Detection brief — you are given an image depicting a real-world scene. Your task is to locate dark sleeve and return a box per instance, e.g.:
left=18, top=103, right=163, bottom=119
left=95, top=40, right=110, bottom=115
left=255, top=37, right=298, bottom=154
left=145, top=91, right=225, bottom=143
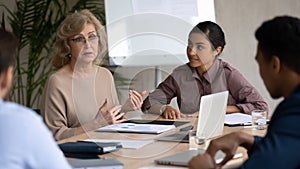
left=142, top=75, right=179, bottom=111
left=237, top=115, right=300, bottom=169
left=226, top=68, right=268, bottom=114
left=246, top=136, right=263, bottom=156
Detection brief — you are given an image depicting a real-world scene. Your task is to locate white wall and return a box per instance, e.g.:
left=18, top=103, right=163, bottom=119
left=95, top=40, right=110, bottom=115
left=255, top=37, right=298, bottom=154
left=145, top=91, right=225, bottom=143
left=117, top=0, right=300, bottom=116
left=2, top=0, right=299, bottom=114
left=214, top=0, right=300, bottom=115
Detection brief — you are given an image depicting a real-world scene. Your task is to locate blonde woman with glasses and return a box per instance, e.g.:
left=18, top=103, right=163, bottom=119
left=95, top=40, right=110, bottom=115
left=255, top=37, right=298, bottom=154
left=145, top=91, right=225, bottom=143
left=40, top=9, right=146, bottom=141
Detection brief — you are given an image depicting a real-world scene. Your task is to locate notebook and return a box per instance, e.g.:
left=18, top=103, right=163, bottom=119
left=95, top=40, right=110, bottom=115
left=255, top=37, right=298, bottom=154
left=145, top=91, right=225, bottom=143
left=58, top=141, right=122, bottom=159
left=155, top=149, right=242, bottom=166
left=156, top=91, right=229, bottom=142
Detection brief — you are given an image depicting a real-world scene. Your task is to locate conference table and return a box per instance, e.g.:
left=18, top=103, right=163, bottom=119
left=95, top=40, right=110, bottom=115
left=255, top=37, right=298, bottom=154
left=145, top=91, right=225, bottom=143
left=57, top=113, right=267, bottom=169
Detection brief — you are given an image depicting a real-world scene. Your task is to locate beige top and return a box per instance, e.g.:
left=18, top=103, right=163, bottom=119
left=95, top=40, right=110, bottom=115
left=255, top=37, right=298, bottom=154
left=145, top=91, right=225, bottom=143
left=40, top=66, right=121, bottom=140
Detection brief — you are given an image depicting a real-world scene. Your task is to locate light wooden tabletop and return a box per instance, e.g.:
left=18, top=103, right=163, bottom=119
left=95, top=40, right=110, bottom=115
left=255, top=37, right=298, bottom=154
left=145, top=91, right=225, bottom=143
left=58, top=113, right=267, bottom=169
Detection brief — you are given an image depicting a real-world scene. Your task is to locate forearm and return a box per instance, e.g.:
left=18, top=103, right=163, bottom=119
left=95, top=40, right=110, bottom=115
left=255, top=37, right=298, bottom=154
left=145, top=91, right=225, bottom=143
left=147, top=103, right=165, bottom=114
left=237, top=131, right=255, bottom=151
left=235, top=102, right=268, bottom=115
left=142, top=76, right=176, bottom=113
left=226, top=105, right=241, bottom=114
left=227, top=69, right=268, bottom=115
left=121, top=99, right=133, bottom=112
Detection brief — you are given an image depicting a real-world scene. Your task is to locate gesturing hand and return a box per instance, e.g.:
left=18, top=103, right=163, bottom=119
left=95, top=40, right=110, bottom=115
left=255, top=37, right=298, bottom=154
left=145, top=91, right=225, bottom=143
left=97, top=99, right=127, bottom=125
left=188, top=153, right=216, bottom=169
left=188, top=132, right=247, bottom=169
left=129, top=90, right=147, bottom=110
left=206, top=132, right=253, bottom=167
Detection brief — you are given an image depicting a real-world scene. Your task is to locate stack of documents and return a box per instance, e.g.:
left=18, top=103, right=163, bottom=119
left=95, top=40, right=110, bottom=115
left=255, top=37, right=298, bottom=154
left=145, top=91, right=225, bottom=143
left=96, top=123, right=176, bottom=134
left=224, top=113, right=252, bottom=126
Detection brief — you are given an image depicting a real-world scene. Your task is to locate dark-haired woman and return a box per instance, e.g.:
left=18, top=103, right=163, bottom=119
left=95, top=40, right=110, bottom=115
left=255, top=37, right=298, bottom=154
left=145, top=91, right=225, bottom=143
left=142, top=21, right=268, bottom=119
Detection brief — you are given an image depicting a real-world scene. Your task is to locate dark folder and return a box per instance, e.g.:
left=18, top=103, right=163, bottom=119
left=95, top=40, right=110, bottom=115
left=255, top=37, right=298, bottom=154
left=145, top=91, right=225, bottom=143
left=58, top=141, right=122, bottom=159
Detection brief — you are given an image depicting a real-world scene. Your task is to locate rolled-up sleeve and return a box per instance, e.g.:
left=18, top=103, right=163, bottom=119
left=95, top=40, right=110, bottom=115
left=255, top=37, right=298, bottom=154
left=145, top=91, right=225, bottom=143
left=226, top=67, right=268, bottom=114
left=142, top=75, right=179, bottom=113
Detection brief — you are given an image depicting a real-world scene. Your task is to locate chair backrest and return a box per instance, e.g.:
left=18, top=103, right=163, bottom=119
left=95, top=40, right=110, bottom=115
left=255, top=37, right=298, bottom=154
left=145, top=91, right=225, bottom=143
left=32, top=109, right=41, bottom=115
left=129, top=67, right=179, bottom=110
left=129, top=67, right=169, bottom=99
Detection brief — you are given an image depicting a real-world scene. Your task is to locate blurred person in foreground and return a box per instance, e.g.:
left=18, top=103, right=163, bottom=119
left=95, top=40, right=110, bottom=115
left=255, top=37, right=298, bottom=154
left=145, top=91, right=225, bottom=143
left=0, top=29, right=72, bottom=168
left=188, top=16, right=300, bottom=169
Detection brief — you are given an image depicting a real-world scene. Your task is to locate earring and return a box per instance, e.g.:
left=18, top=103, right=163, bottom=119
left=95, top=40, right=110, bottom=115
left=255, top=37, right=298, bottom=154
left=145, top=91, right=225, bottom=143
left=67, top=53, right=72, bottom=58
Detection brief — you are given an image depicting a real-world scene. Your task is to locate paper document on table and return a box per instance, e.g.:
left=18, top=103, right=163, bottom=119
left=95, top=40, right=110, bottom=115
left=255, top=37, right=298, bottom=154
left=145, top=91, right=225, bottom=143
left=84, top=139, right=154, bottom=149
left=224, top=113, right=252, bottom=126
left=96, top=123, right=175, bottom=134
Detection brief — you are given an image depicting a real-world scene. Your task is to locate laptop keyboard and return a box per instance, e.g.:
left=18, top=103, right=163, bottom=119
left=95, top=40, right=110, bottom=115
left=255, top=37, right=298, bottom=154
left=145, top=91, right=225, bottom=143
left=166, top=132, right=189, bottom=141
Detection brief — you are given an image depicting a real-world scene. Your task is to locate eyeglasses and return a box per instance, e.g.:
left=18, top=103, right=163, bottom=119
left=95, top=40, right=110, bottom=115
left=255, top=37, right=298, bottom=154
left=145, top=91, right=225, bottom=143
left=70, top=34, right=98, bottom=44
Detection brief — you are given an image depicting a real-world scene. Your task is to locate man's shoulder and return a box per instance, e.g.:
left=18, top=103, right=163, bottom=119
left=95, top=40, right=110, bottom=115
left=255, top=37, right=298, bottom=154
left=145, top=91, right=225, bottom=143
left=0, top=101, right=39, bottom=123
left=1, top=101, right=31, bottom=112
left=0, top=102, right=49, bottom=143
left=270, top=93, right=300, bottom=128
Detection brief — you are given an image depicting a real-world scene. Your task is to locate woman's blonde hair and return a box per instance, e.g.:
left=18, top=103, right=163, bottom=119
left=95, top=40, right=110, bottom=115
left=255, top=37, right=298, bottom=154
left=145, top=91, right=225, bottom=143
left=52, top=9, right=107, bottom=69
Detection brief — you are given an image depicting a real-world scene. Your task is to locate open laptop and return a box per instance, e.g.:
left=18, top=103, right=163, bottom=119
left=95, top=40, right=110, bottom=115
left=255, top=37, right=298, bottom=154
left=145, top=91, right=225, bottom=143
left=155, top=149, right=242, bottom=166
left=156, top=91, right=229, bottom=143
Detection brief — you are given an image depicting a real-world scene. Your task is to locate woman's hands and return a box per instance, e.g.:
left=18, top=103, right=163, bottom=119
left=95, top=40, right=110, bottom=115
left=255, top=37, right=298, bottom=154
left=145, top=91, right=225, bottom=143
left=94, top=89, right=147, bottom=126
left=95, top=90, right=147, bottom=126
left=161, top=105, right=181, bottom=119
left=129, top=90, right=147, bottom=110
left=160, top=105, right=198, bottom=119
left=96, top=99, right=127, bottom=125
left=79, top=99, right=126, bottom=135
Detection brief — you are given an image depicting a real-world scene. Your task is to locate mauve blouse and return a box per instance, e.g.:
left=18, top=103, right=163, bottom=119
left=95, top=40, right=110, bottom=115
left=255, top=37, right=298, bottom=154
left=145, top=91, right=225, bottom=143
left=142, top=59, right=268, bottom=115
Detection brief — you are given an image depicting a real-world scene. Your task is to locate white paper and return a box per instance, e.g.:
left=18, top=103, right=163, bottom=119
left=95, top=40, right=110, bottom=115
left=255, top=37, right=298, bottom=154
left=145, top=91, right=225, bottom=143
left=84, top=139, right=154, bottom=149
left=96, top=123, right=175, bottom=134
left=224, top=113, right=252, bottom=125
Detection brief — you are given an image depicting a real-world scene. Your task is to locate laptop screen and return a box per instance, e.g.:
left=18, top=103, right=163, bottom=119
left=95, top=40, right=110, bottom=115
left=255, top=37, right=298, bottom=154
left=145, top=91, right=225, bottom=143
left=196, top=91, right=228, bottom=139
left=156, top=91, right=228, bottom=142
